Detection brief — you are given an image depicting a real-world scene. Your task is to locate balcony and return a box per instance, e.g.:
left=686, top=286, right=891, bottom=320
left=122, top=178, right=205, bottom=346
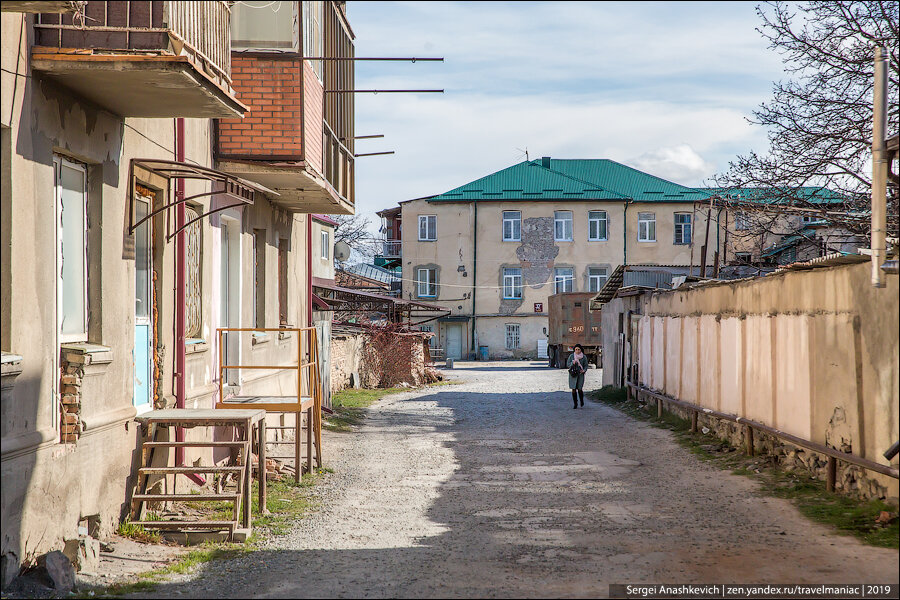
left=374, top=240, right=401, bottom=269
left=216, top=1, right=354, bottom=215
left=31, top=1, right=246, bottom=118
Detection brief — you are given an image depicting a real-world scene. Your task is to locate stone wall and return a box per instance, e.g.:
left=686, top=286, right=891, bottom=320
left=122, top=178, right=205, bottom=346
left=331, top=329, right=433, bottom=391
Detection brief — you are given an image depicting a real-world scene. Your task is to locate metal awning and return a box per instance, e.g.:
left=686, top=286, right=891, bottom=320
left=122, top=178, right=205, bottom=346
left=128, top=158, right=277, bottom=241
left=312, top=278, right=449, bottom=325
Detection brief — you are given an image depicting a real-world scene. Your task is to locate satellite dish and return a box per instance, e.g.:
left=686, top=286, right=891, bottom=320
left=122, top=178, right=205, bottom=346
left=334, top=240, right=351, bottom=262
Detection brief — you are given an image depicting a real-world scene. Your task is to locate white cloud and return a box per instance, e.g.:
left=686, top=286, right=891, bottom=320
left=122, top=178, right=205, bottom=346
left=627, top=145, right=717, bottom=187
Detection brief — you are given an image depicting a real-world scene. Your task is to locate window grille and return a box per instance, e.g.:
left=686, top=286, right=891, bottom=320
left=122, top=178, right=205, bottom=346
left=505, top=324, right=520, bottom=349
left=185, top=206, right=202, bottom=338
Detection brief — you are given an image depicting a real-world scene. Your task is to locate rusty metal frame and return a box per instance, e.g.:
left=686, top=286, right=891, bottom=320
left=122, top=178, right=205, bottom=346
left=128, top=158, right=276, bottom=240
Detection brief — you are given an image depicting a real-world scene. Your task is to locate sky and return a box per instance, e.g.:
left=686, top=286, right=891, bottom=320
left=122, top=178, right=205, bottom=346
left=349, top=1, right=788, bottom=228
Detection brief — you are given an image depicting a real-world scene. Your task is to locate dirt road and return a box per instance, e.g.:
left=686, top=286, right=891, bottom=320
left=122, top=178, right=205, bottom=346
left=144, top=362, right=899, bottom=598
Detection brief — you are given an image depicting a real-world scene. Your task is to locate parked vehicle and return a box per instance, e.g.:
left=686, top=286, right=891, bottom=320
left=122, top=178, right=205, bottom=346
left=547, top=292, right=602, bottom=368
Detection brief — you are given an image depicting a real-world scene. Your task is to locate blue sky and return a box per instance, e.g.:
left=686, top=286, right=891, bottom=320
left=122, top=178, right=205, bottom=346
left=349, top=1, right=787, bottom=224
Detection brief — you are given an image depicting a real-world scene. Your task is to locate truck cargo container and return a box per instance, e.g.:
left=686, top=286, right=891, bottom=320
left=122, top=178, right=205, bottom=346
left=547, top=292, right=602, bottom=368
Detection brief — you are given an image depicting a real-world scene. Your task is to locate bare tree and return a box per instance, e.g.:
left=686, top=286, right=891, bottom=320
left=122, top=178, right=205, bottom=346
left=332, top=213, right=378, bottom=265
left=714, top=1, right=899, bottom=237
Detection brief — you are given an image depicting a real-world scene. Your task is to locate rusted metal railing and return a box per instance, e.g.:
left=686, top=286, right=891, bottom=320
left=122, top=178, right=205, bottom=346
left=626, top=381, right=899, bottom=491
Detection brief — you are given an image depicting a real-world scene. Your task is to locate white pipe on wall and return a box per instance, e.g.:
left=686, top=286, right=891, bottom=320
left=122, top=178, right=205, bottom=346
left=871, top=46, right=888, bottom=288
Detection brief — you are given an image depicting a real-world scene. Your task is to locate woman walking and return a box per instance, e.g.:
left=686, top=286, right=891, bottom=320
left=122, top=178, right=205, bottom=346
left=567, top=344, right=588, bottom=409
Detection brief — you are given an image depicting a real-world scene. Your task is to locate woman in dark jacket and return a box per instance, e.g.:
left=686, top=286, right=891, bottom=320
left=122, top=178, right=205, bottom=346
left=567, top=343, right=588, bottom=409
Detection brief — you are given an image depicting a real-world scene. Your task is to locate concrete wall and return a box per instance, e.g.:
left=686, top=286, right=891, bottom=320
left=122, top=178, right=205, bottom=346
left=400, top=198, right=720, bottom=359
left=632, top=260, right=899, bottom=498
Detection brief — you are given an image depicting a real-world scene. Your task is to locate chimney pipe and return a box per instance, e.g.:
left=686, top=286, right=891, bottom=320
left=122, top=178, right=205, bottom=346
left=541, top=156, right=551, bottom=169
left=871, top=46, right=888, bottom=288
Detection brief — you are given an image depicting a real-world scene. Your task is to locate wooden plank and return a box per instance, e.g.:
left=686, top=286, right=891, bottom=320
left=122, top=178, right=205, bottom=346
left=138, top=466, right=244, bottom=474
left=136, top=521, right=235, bottom=530
left=142, top=441, right=247, bottom=448
left=258, top=419, right=267, bottom=515
left=132, top=493, right=240, bottom=502
left=306, top=407, right=313, bottom=475
left=216, top=401, right=313, bottom=412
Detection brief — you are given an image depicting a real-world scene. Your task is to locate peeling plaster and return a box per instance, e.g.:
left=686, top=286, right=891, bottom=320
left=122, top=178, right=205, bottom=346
left=516, top=217, right=558, bottom=288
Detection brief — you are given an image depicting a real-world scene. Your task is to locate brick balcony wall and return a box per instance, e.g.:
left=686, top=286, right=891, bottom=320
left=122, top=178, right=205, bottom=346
left=218, top=56, right=304, bottom=157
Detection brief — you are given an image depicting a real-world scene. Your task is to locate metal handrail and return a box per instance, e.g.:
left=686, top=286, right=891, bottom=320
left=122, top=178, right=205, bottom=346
left=626, top=382, right=899, bottom=484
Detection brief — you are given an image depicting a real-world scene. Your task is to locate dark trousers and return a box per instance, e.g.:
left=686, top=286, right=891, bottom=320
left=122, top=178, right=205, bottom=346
left=571, top=388, right=584, bottom=406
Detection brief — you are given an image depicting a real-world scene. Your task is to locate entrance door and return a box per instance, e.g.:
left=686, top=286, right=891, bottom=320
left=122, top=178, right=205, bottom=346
left=220, top=217, right=241, bottom=385
left=446, top=324, right=462, bottom=360
left=133, top=195, right=152, bottom=410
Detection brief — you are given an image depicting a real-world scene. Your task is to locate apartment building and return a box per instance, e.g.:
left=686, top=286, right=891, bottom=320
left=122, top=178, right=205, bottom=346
left=388, top=157, right=723, bottom=361
left=1, top=1, right=353, bottom=582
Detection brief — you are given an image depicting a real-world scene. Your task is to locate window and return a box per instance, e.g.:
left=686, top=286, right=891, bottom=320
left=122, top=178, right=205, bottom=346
left=254, top=230, right=266, bottom=328
left=554, top=211, right=573, bottom=241
left=554, top=267, right=574, bottom=293
left=588, top=267, right=608, bottom=292
left=302, top=1, right=324, bottom=79
left=56, top=156, right=88, bottom=342
left=502, top=211, right=521, bottom=241
left=278, top=238, right=289, bottom=325
left=734, top=251, right=752, bottom=264
left=588, top=210, right=608, bottom=241
left=417, top=268, right=436, bottom=297
left=735, top=212, right=750, bottom=231
left=502, top=268, right=522, bottom=299
left=321, top=229, right=330, bottom=260
left=232, top=1, right=298, bottom=51
left=802, top=215, right=819, bottom=224
left=505, top=323, right=520, bottom=350
left=638, top=212, right=656, bottom=242
left=185, top=206, right=202, bottom=338
left=418, top=215, right=436, bottom=241
left=674, top=213, right=692, bottom=245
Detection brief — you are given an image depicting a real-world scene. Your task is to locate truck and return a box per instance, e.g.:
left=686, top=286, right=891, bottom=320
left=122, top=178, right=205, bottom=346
left=547, top=292, right=602, bottom=368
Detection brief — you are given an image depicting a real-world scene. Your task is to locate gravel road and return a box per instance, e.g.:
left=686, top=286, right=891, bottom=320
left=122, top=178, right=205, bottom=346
left=142, top=362, right=899, bottom=598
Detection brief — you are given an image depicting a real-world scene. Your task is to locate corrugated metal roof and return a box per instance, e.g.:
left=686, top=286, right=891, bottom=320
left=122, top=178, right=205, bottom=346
left=428, top=159, right=697, bottom=203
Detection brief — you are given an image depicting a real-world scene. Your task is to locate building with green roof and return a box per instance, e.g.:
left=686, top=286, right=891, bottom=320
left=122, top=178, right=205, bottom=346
left=378, top=157, right=860, bottom=361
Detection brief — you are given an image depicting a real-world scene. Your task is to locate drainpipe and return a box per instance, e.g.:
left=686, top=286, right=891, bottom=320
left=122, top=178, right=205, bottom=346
left=174, top=118, right=204, bottom=485
left=471, top=201, right=477, bottom=358
left=307, top=217, right=313, bottom=326
left=622, top=200, right=630, bottom=266
left=871, top=45, right=888, bottom=288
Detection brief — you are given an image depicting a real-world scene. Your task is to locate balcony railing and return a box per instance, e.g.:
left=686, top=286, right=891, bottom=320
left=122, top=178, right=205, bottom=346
left=323, top=120, right=354, bottom=205
left=381, top=240, right=402, bottom=258
left=34, top=1, right=234, bottom=92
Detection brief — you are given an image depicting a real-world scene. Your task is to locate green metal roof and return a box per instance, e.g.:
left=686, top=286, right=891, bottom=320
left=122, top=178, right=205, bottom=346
left=425, top=157, right=847, bottom=206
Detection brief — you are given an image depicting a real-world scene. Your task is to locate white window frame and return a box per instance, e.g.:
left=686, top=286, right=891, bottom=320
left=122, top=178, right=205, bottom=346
left=55, top=156, right=88, bottom=344
left=588, top=267, right=608, bottom=293
left=232, top=0, right=300, bottom=52
left=502, top=267, right=522, bottom=299
left=638, top=212, right=656, bottom=242
left=554, top=211, right=573, bottom=241
left=674, top=212, right=692, bottom=245
left=321, top=229, right=330, bottom=260
left=302, top=1, right=324, bottom=79
left=554, top=267, right=574, bottom=294
left=801, top=215, right=818, bottom=224
left=417, top=268, right=436, bottom=297
left=502, top=211, right=521, bottom=241
left=418, top=215, right=437, bottom=241
left=588, top=210, right=608, bottom=241
left=505, top=323, right=520, bottom=350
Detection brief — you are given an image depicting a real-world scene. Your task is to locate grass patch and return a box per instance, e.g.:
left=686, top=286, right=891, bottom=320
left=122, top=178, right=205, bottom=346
left=116, top=519, right=161, bottom=544
left=591, top=386, right=899, bottom=549
left=326, top=380, right=458, bottom=432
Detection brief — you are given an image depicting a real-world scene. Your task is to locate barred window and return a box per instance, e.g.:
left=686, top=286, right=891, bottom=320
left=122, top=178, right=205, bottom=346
left=184, top=206, right=202, bottom=338
left=505, top=324, right=520, bottom=350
